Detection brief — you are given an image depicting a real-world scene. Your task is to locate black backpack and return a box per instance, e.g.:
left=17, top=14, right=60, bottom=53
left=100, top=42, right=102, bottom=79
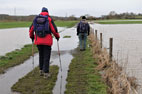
left=33, top=15, right=51, bottom=37
left=79, top=21, right=88, bottom=33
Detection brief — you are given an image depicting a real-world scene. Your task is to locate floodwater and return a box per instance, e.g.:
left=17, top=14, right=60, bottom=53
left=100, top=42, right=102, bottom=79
left=0, top=54, right=39, bottom=94
left=0, top=27, right=65, bottom=56
left=52, top=27, right=78, bottom=94
left=0, top=27, right=78, bottom=94
left=92, top=24, right=142, bottom=93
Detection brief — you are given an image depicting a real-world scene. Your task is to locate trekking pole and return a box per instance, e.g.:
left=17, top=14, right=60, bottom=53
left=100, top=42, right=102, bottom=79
left=57, top=40, right=63, bottom=94
left=57, top=41, right=62, bottom=72
left=32, top=41, right=34, bottom=71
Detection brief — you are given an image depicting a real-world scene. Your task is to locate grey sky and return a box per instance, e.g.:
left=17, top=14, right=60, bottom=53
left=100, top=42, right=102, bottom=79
left=0, top=0, right=142, bottom=17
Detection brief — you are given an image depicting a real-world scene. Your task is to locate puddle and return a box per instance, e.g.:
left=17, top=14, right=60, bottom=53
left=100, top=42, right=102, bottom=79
left=0, top=54, right=39, bottom=94
left=52, top=27, right=78, bottom=94
left=92, top=24, right=142, bottom=93
left=52, top=53, right=73, bottom=94
left=0, top=27, right=78, bottom=94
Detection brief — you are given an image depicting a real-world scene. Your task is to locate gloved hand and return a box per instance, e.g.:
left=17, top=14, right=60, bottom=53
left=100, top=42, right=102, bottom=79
left=31, top=37, right=34, bottom=42
left=88, top=33, right=90, bottom=36
left=56, top=37, right=59, bottom=41
left=77, top=33, right=79, bottom=36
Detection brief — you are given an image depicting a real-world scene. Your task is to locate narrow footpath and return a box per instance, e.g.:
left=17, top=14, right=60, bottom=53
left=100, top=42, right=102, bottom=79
left=0, top=27, right=78, bottom=94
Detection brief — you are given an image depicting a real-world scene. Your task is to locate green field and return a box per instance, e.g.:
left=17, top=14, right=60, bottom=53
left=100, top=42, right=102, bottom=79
left=12, top=65, right=59, bottom=94
left=65, top=44, right=107, bottom=94
left=55, top=20, right=78, bottom=28
left=95, top=19, right=142, bottom=24
left=0, top=21, right=32, bottom=29
left=0, top=20, right=78, bottom=29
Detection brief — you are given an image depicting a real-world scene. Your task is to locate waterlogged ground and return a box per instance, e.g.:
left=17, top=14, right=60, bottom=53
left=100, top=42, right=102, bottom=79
left=52, top=27, right=78, bottom=94
left=0, top=27, right=65, bottom=56
left=92, top=24, right=142, bottom=93
left=0, top=27, right=78, bottom=94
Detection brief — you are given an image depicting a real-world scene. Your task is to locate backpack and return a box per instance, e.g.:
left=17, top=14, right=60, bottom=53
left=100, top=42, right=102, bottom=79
left=33, top=15, right=50, bottom=38
left=79, top=21, right=88, bottom=33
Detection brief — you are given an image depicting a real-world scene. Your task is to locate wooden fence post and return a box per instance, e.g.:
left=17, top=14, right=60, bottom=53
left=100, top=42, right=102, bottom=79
left=95, top=30, right=97, bottom=40
left=100, top=33, right=102, bottom=48
left=109, top=38, right=113, bottom=61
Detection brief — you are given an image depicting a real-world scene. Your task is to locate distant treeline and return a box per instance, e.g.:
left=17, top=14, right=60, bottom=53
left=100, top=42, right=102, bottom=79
left=100, top=11, right=142, bottom=19
left=0, top=11, right=142, bottom=21
left=0, top=14, right=80, bottom=21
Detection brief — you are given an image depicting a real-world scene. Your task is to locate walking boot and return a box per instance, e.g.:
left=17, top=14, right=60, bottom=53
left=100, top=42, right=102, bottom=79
left=44, top=73, right=51, bottom=79
left=39, top=70, right=44, bottom=76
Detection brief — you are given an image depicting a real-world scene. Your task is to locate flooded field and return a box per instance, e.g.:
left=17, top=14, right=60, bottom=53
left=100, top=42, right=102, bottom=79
left=0, top=27, right=65, bottom=56
left=92, top=24, right=142, bottom=93
left=0, top=27, right=78, bottom=94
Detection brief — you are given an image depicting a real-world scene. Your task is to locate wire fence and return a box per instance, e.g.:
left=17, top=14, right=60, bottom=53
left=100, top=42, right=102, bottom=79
left=92, top=24, right=142, bottom=93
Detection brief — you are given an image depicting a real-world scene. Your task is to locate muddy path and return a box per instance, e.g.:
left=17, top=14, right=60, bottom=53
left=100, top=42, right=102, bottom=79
left=0, top=27, right=78, bottom=94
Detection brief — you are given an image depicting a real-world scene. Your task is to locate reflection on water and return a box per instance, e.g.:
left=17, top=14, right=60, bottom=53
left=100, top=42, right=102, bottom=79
left=92, top=24, right=142, bottom=93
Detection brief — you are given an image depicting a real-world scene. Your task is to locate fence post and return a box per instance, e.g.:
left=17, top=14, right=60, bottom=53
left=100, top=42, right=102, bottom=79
left=95, top=30, right=97, bottom=40
left=92, top=28, right=95, bottom=35
left=109, top=38, right=113, bottom=61
left=100, top=33, right=102, bottom=48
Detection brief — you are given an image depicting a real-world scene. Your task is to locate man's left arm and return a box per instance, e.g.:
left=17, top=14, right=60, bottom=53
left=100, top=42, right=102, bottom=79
left=87, top=23, right=90, bottom=36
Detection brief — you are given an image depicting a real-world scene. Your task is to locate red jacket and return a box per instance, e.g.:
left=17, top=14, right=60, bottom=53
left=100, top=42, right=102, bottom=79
left=29, top=12, right=60, bottom=46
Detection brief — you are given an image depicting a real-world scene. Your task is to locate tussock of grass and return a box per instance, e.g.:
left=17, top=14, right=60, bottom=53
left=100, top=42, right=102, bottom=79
left=65, top=43, right=107, bottom=94
left=0, top=44, right=38, bottom=74
left=12, top=65, right=59, bottom=94
left=63, top=35, right=71, bottom=38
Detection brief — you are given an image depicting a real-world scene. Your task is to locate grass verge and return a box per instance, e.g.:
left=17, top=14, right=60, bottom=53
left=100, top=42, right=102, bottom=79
left=95, top=19, right=142, bottom=24
left=0, top=44, right=38, bottom=74
left=12, top=65, right=59, bottom=94
left=0, top=20, right=78, bottom=29
left=65, top=43, right=107, bottom=94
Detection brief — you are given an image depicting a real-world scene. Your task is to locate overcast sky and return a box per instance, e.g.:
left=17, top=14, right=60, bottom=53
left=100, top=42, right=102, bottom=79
left=0, top=0, right=142, bottom=17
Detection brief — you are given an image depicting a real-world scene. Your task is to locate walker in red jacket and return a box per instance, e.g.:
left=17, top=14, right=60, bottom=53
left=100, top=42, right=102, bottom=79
left=29, top=7, right=60, bottom=79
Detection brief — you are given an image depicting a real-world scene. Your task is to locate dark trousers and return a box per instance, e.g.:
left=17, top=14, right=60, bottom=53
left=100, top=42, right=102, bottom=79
left=37, top=45, right=51, bottom=73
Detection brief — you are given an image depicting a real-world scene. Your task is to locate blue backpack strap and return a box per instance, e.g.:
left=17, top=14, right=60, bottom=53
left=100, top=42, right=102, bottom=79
left=33, top=15, right=39, bottom=31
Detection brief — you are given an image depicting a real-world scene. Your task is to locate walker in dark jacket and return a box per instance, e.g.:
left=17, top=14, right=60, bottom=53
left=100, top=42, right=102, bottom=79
left=77, top=16, right=90, bottom=51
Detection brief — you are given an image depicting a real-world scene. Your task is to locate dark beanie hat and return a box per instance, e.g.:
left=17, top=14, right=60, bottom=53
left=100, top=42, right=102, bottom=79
left=82, top=16, right=86, bottom=19
left=42, top=7, right=48, bottom=12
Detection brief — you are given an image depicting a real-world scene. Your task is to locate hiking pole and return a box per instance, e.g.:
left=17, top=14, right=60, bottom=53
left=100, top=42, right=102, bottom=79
left=57, top=41, right=62, bottom=72
left=57, top=40, right=63, bottom=94
left=32, top=41, right=34, bottom=72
